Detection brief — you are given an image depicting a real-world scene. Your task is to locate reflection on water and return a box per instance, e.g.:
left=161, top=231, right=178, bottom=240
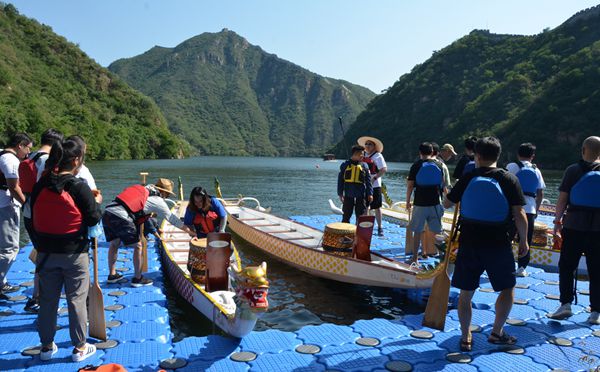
left=19, top=156, right=564, bottom=340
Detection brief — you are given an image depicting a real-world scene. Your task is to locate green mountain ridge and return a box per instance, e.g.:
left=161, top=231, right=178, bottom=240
left=0, top=3, right=187, bottom=160
left=109, top=29, right=375, bottom=157
left=333, top=5, right=600, bottom=169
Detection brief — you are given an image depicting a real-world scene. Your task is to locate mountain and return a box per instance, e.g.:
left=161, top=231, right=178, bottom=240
left=0, top=4, right=187, bottom=159
left=333, top=5, right=600, bottom=169
left=109, top=29, right=375, bottom=157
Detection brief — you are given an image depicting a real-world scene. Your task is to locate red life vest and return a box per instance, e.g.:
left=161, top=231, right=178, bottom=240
left=33, top=178, right=83, bottom=236
left=193, top=210, right=218, bottom=234
left=18, top=152, right=46, bottom=194
left=362, top=153, right=379, bottom=175
left=115, top=185, right=150, bottom=225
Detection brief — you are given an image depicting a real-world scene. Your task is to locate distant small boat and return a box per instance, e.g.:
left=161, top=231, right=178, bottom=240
left=323, top=153, right=336, bottom=161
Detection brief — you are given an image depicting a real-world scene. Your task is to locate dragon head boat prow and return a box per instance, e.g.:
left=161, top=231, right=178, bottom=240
left=232, top=261, right=269, bottom=312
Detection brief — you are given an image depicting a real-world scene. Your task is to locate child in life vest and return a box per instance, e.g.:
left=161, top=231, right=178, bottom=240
left=337, top=145, right=373, bottom=223
left=184, top=186, right=227, bottom=237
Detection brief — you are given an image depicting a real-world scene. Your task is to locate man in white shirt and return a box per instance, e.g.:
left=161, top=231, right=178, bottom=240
left=506, top=142, right=546, bottom=277
left=0, top=133, right=32, bottom=299
left=358, top=136, right=388, bottom=236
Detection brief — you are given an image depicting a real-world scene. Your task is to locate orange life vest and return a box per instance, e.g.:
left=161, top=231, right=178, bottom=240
left=193, top=210, right=219, bottom=234
left=32, top=178, right=83, bottom=236
left=115, top=185, right=150, bottom=225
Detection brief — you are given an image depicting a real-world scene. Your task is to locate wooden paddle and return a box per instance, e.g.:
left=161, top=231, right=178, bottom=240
left=139, top=171, right=149, bottom=273
left=422, top=203, right=460, bottom=331
left=354, top=215, right=375, bottom=261
left=88, top=238, right=107, bottom=341
left=405, top=208, right=414, bottom=256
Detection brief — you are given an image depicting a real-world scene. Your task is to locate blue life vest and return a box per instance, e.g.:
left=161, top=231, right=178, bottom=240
left=461, top=171, right=509, bottom=224
left=416, top=160, right=443, bottom=188
left=462, top=156, right=476, bottom=176
left=515, top=161, right=539, bottom=197
left=569, top=162, right=600, bottom=209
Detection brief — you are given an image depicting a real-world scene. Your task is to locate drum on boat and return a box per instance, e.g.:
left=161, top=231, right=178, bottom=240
left=187, top=238, right=207, bottom=284
left=322, top=222, right=356, bottom=256
left=532, top=222, right=549, bottom=247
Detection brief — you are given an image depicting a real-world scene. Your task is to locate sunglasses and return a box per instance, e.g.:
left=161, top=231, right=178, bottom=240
left=365, top=142, right=375, bottom=146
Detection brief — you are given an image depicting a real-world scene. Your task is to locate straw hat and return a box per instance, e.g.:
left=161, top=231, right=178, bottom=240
left=154, top=178, right=175, bottom=196
left=357, top=136, right=384, bottom=153
left=441, top=143, right=457, bottom=156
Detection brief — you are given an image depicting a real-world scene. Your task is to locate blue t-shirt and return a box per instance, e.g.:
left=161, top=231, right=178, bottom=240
left=183, top=196, right=227, bottom=226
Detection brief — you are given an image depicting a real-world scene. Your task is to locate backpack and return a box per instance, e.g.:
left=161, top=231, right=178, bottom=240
left=18, top=152, right=46, bottom=194
left=461, top=170, right=510, bottom=225
left=415, top=159, right=443, bottom=188
left=462, top=156, right=476, bottom=176
left=514, top=161, right=539, bottom=198
left=569, top=162, right=600, bottom=209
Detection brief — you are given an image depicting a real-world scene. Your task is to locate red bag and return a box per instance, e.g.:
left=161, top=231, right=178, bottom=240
left=18, top=152, right=45, bottom=194
left=79, top=364, right=128, bottom=372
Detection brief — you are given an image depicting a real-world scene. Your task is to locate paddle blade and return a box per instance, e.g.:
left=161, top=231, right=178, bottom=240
left=141, top=225, right=148, bottom=273
left=405, top=210, right=414, bottom=254
left=422, top=271, right=451, bottom=331
left=206, top=232, right=231, bottom=292
left=88, top=283, right=107, bottom=341
left=354, top=215, right=375, bottom=261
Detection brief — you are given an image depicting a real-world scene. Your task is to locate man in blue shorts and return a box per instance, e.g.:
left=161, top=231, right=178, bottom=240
left=443, top=137, right=529, bottom=351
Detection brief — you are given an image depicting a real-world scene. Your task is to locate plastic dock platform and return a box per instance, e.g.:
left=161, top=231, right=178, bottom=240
left=1, top=216, right=598, bottom=371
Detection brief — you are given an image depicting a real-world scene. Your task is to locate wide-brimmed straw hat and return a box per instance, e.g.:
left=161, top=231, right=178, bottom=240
left=441, top=143, right=457, bottom=156
left=357, top=136, right=384, bottom=153
left=154, top=178, right=175, bottom=196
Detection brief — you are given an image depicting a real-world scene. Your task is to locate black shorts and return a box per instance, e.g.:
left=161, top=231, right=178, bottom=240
left=370, top=187, right=383, bottom=209
left=102, top=212, right=140, bottom=246
left=451, top=242, right=516, bottom=292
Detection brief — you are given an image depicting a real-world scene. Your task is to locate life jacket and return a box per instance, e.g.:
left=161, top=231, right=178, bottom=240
left=115, top=185, right=151, bottom=225
left=32, top=177, right=84, bottom=237
left=344, top=162, right=366, bottom=184
left=18, top=152, right=46, bottom=194
left=362, top=153, right=379, bottom=175
left=193, top=210, right=219, bottom=234
left=514, top=160, right=538, bottom=197
left=0, top=150, right=18, bottom=191
left=415, top=159, right=443, bottom=189
left=460, top=169, right=510, bottom=225
left=462, top=155, right=476, bottom=176
left=569, top=162, right=600, bottom=210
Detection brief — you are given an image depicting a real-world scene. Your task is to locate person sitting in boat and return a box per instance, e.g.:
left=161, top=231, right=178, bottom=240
left=337, top=145, right=373, bottom=223
left=549, top=136, right=600, bottom=325
left=184, top=186, right=228, bottom=237
left=103, top=178, right=195, bottom=287
left=443, top=136, right=528, bottom=351
left=506, top=142, right=546, bottom=277
left=406, top=142, right=448, bottom=265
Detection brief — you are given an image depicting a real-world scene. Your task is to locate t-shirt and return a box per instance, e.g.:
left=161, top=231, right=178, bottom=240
left=365, top=152, right=387, bottom=188
left=76, top=164, right=97, bottom=190
left=559, top=161, right=600, bottom=232
left=32, top=151, right=49, bottom=181
left=0, top=150, right=20, bottom=208
left=408, top=159, right=445, bottom=206
left=506, top=161, right=546, bottom=215
left=453, top=154, right=473, bottom=180
left=447, top=167, right=525, bottom=246
left=437, top=158, right=452, bottom=191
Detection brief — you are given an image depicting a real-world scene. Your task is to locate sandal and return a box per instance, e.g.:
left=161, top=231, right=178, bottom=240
left=460, top=339, right=472, bottom=352
left=488, top=331, right=517, bottom=345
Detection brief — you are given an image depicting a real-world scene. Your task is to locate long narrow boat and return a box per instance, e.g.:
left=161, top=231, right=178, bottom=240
left=329, top=199, right=588, bottom=275
left=221, top=197, right=442, bottom=289
left=160, top=201, right=269, bottom=338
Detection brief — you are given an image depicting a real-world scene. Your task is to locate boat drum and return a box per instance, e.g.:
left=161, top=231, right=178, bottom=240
left=322, top=222, right=356, bottom=256
left=187, top=238, right=207, bottom=284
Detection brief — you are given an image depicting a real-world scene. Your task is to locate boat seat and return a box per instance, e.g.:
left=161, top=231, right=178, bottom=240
left=250, top=223, right=280, bottom=227
left=238, top=217, right=264, bottom=221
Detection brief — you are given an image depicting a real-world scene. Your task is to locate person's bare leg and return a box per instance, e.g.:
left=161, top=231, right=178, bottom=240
left=458, top=290, right=475, bottom=342
left=107, top=239, right=120, bottom=276
left=132, top=242, right=143, bottom=279
left=375, top=208, right=383, bottom=229
left=492, top=287, right=514, bottom=335
left=411, top=231, right=422, bottom=264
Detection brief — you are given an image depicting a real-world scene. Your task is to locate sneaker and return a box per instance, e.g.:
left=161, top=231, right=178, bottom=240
left=40, top=343, right=58, bottom=361
left=1, top=283, right=20, bottom=293
left=24, top=297, right=40, bottom=313
left=377, top=228, right=384, bottom=237
left=548, top=303, right=573, bottom=320
left=0, top=292, right=9, bottom=301
left=107, top=273, right=124, bottom=283
left=131, top=276, right=153, bottom=287
left=588, top=311, right=600, bottom=325
left=515, top=267, right=528, bottom=277
left=72, top=343, right=96, bottom=362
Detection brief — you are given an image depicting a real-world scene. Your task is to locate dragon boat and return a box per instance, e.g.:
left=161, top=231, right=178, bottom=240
left=160, top=201, right=269, bottom=338
left=219, top=197, right=443, bottom=289
left=328, top=199, right=588, bottom=275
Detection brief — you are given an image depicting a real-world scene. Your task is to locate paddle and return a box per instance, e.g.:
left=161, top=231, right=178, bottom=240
left=88, top=238, right=107, bottom=341
left=139, top=172, right=149, bottom=273
left=405, top=208, right=414, bottom=257
left=354, top=215, right=375, bottom=261
left=422, top=204, right=460, bottom=331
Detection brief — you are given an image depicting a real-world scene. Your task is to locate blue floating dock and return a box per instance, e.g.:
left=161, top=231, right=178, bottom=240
left=1, top=214, right=598, bottom=371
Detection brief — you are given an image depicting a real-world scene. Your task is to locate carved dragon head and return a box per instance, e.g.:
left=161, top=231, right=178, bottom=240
left=233, top=262, right=269, bottom=312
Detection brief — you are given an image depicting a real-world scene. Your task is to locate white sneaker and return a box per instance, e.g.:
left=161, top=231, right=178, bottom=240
left=40, top=343, right=57, bottom=361
left=72, top=343, right=96, bottom=362
left=548, top=303, right=573, bottom=320
left=588, top=311, right=600, bottom=325
left=515, top=267, right=528, bottom=277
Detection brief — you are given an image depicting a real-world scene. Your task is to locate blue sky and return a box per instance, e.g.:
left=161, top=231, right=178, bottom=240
left=8, top=0, right=599, bottom=92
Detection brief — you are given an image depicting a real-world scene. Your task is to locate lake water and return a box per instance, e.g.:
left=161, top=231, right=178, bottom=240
left=22, top=156, right=566, bottom=340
